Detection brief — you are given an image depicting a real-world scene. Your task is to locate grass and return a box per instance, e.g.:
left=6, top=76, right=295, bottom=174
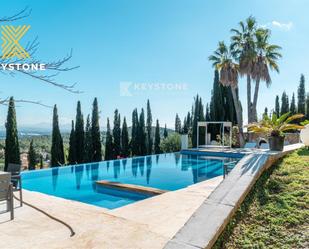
left=214, top=149, right=309, bottom=249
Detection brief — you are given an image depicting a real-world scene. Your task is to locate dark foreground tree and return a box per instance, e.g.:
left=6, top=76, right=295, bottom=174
left=28, top=139, right=36, bottom=170
left=91, top=98, right=102, bottom=161
left=4, top=97, right=20, bottom=171
left=51, top=105, right=64, bottom=167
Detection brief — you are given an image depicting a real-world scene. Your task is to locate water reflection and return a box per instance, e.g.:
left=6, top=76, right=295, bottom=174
left=85, top=163, right=91, bottom=180
left=174, top=153, right=180, bottom=166
left=146, top=156, right=152, bottom=184
left=138, top=157, right=145, bottom=176
left=132, top=158, right=138, bottom=177
left=113, top=160, right=121, bottom=178
left=106, top=161, right=110, bottom=172
left=75, top=164, right=84, bottom=190
left=156, top=154, right=159, bottom=164
left=52, top=167, right=59, bottom=191
left=122, top=159, right=127, bottom=171
left=90, top=163, right=99, bottom=190
left=42, top=154, right=237, bottom=194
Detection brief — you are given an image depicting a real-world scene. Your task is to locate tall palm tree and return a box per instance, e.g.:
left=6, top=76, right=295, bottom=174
left=230, top=17, right=281, bottom=123
left=230, top=16, right=258, bottom=123
left=251, top=28, right=282, bottom=119
left=209, top=41, right=244, bottom=146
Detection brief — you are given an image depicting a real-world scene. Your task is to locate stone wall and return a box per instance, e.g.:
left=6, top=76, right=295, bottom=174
left=245, top=132, right=300, bottom=144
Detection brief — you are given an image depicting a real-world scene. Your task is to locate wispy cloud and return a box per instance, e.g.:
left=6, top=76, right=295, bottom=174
left=271, top=21, right=293, bottom=31
left=261, top=21, right=293, bottom=31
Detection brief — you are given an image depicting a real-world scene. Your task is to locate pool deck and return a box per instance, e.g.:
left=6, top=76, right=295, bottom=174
left=0, top=175, right=223, bottom=249
left=0, top=144, right=302, bottom=249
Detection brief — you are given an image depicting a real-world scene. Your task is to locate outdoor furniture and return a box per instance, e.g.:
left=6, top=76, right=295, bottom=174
left=7, top=163, right=23, bottom=207
left=0, top=172, right=14, bottom=220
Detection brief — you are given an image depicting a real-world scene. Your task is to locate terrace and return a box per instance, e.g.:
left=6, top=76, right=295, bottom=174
left=0, top=143, right=303, bottom=249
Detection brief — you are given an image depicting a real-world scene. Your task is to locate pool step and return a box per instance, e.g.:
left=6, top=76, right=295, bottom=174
left=96, top=180, right=168, bottom=196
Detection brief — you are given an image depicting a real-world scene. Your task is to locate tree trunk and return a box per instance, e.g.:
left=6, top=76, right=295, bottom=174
left=247, top=75, right=253, bottom=123
left=252, top=78, right=260, bottom=122
left=231, top=87, right=245, bottom=147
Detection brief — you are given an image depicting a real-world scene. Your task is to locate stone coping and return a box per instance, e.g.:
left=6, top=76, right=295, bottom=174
left=96, top=180, right=168, bottom=196
left=164, top=143, right=304, bottom=249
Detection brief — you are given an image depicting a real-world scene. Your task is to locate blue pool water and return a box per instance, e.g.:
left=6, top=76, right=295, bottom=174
left=22, top=152, right=241, bottom=209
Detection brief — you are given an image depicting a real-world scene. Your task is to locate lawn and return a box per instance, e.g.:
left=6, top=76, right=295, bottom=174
left=214, top=149, right=309, bottom=249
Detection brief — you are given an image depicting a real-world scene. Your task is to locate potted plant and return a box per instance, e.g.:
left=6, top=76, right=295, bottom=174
left=247, top=112, right=304, bottom=151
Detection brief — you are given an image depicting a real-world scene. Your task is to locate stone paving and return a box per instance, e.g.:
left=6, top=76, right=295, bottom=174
left=0, top=175, right=223, bottom=249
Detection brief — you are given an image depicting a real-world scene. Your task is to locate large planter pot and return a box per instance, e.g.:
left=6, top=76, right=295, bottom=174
left=268, top=136, right=285, bottom=151
left=181, top=134, right=188, bottom=150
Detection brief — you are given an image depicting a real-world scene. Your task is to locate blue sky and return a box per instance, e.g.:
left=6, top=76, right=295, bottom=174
left=0, top=0, right=308, bottom=130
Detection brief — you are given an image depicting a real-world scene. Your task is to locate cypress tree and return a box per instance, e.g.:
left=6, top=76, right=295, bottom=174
left=163, top=124, right=168, bottom=139
left=75, top=101, right=84, bottom=163
left=281, top=91, right=289, bottom=115
left=91, top=98, right=102, bottom=162
left=121, top=117, right=130, bottom=157
left=84, top=115, right=92, bottom=163
left=51, top=105, right=64, bottom=167
left=212, top=70, right=225, bottom=121
left=105, top=118, right=113, bottom=160
left=175, top=114, right=182, bottom=133
left=290, top=93, right=296, bottom=115
left=186, top=111, right=191, bottom=128
left=39, top=154, right=44, bottom=169
left=4, top=97, right=20, bottom=171
left=306, top=94, right=309, bottom=119
left=206, top=104, right=210, bottom=121
left=113, top=109, right=121, bottom=158
left=297, top=74, right=306, bottom=115
left=154, top=119, right=161, bottom=154
left=225, top=86, right=237, bottom=124
left=68, top=120, right=76, bottom=164
left=275, top=95, right=280, bottom=116
left=131, top=109, right=139, bottom=156
left=263, top=107, right=268, bottom=118
left=138, top=108, right=147, bottom=155
left=146, top=99, right=153, bottom=154
left=28, top=139, right=36, bottom=170
left=192, top=95, right=204, bottom=147
left=183, top=117, right=188, bottom=134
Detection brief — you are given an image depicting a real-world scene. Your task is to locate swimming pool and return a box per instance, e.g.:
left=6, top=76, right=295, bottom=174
left=22, top=152, right=242, bottom=209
